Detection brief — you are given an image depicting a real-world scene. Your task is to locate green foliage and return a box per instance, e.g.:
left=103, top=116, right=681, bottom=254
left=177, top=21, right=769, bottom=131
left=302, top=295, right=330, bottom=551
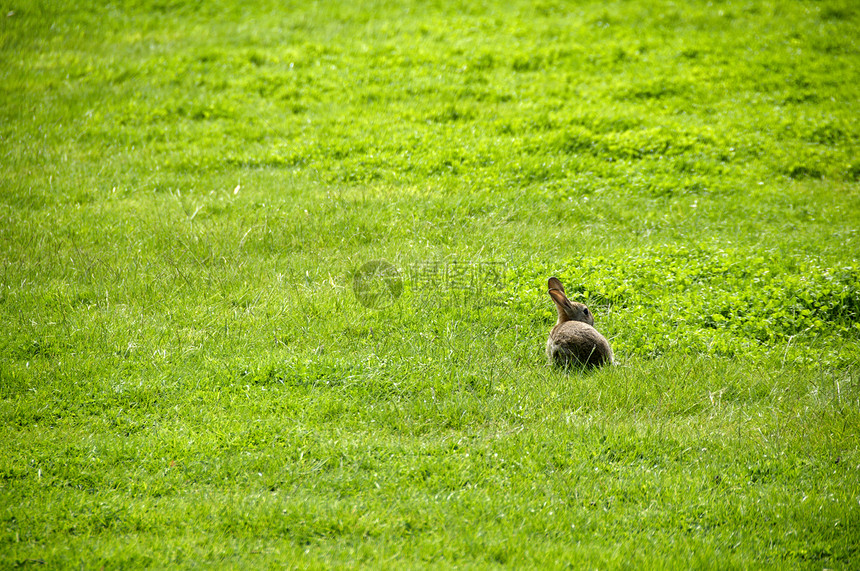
left=512, top=246, right=860, bottom=360
left=1, top=0, right=859, bottom=568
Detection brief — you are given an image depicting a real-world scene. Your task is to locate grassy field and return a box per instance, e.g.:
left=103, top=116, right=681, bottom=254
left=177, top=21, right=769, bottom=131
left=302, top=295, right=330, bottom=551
left=2, top=0, right=859, bottom=567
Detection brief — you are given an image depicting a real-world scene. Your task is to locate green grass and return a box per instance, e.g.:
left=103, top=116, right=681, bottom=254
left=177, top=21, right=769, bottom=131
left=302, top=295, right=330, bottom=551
left=2, top=0, right=859, bottom=567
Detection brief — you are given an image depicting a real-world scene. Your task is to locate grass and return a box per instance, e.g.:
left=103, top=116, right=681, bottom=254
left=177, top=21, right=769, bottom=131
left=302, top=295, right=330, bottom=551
left=1, top=0, right=859, bottom=567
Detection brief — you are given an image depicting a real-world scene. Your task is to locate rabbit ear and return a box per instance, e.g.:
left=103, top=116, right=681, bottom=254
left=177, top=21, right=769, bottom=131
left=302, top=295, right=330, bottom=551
left=548, top=288, right=571, bottom=311
left=548, top=276, right=565, bottom=294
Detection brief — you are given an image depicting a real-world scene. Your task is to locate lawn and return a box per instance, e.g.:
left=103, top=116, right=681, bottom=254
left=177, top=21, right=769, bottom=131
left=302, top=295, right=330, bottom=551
left=1, top=0, right=859, bottom=567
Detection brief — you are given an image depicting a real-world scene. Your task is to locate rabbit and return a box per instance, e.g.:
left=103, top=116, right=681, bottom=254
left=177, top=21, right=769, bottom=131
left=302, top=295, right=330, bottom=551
left=546, top=276, right=613, bottom=368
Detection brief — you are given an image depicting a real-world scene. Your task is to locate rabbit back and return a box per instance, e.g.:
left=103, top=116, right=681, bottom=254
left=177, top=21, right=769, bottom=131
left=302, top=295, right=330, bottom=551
left=547, top=321, right=613, bottom=368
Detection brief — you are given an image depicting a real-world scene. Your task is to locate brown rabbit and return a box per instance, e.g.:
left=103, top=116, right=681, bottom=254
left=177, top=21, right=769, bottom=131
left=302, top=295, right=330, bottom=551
left=546, top=277, right=613, bottom=368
